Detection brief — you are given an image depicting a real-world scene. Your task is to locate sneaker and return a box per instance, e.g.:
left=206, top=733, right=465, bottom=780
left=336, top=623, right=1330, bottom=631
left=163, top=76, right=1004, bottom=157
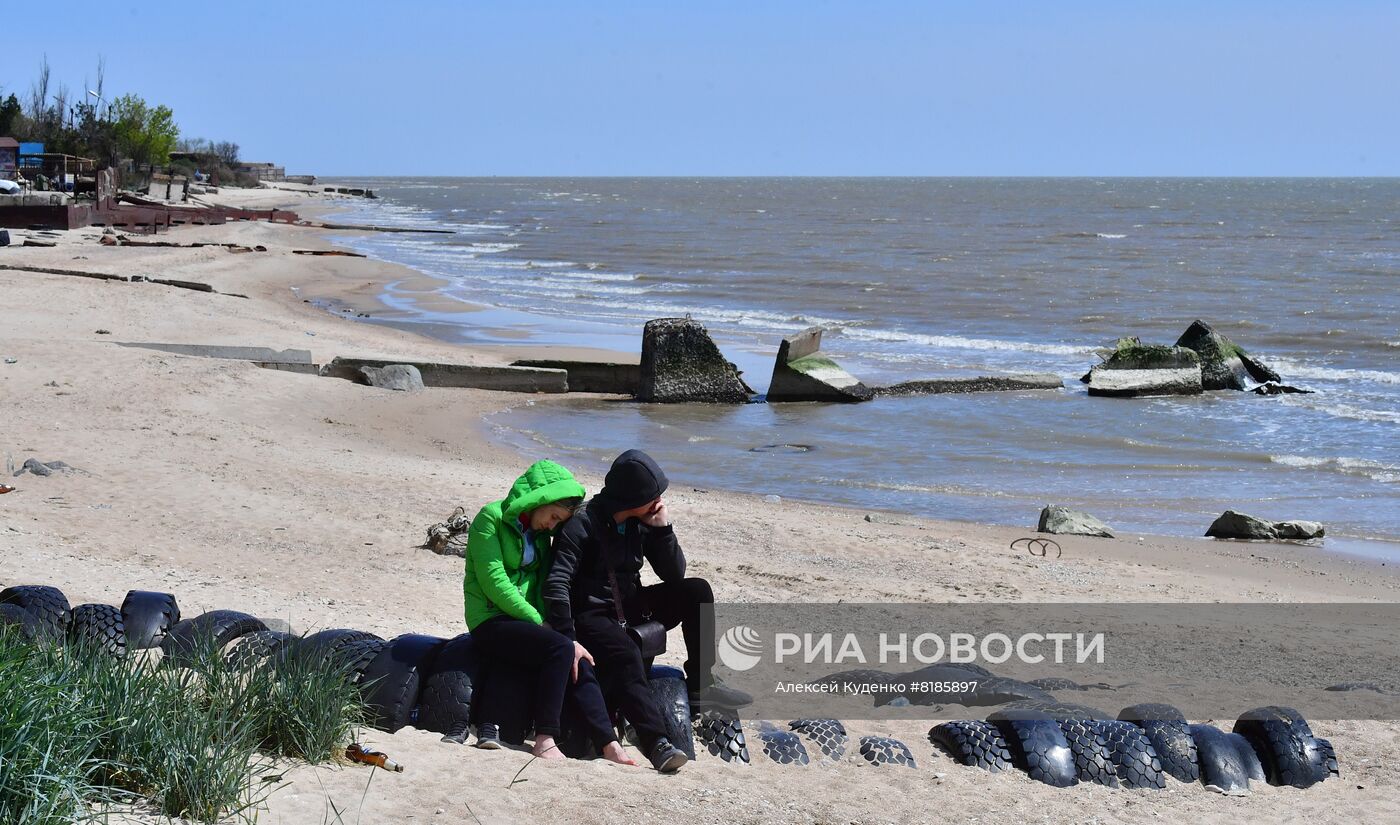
left=474, top=723, right=502, bottom=750
left=648, top=737, right=688, bottom=773
left=690, top=679, right=753, bottom=710
left=440, top=720, right=471, bottom=745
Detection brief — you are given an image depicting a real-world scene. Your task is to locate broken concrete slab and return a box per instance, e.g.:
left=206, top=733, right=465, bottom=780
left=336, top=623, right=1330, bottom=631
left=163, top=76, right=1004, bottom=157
left=766, top=327, right=873, bottom=403
left=321, top=357, right=568, bottom=393
left=254, top=361, right=321, bottom=375
left=358, top=364, right=425, bottom=392
left=638, top=318, right=752, bottom=403
left=875, top=373, right=1064, bottom=397
left=1175, top=320, right=1280, bottom=390
left=116, top=343, right=314, bottom=364
left=1086, top=365, right=1203, bottom=398
left=511, top=359, right=640, bottom=395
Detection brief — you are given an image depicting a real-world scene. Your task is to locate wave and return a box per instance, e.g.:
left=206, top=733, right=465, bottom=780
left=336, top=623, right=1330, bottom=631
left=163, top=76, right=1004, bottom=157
left=1097, top=233, right=1127, bottom=239
left=1268, top=359, right=1400, bottom=386
left=840, top=327, right=1098, bottom=357
left=1270, top=454, right=1400, bottom=483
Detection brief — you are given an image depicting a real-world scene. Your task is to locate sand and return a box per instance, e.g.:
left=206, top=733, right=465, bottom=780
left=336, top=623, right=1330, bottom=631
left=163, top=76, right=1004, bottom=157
left=2, top=186, right=1396, bottom=824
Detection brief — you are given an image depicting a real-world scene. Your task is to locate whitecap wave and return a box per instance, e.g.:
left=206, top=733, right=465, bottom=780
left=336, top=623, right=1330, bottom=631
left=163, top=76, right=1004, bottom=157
left=1269, top=359, right=1400, bottom=386
left=1270, top=454, right=1400, bottom=483
left=1097, top=233, right=1127, bottom=239
left=841, top=327, right=1098, bottom=357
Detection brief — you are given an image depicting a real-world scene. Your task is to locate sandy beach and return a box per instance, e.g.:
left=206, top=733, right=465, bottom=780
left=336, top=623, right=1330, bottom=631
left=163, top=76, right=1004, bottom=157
left=3, top=185, right=1397, bottom=824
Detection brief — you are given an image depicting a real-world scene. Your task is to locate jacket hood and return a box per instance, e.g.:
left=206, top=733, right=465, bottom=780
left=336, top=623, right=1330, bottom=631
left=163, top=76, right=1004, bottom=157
left=597, top=449, right=669, bottom=512
left=501, top=460, right=587, bottom=524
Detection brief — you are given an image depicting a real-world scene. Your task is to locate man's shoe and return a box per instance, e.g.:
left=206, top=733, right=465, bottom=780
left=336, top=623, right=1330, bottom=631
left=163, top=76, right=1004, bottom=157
left=691, top=679, right=753, bottom=710
left=648, top=737, right=688, bottom=773
left=474, top=723, right=503, bottom=750
left=440, top=719, right=471, bottom=745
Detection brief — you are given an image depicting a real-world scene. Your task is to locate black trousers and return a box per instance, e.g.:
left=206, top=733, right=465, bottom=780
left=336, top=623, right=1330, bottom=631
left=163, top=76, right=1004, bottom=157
left=471, top=616, right=615, bottom=745
left=574, top=577, right=715, bottom=750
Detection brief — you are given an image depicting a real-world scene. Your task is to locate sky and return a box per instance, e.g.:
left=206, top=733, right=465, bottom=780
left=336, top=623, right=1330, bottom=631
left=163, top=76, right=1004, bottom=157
left=2, top=1, right=1397, bottom=176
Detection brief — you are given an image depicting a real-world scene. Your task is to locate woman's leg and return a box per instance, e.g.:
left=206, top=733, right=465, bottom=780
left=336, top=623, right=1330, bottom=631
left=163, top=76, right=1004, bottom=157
left=567, top=659, right=636, bottom=766
left=470, top=617, right=574, bottom=748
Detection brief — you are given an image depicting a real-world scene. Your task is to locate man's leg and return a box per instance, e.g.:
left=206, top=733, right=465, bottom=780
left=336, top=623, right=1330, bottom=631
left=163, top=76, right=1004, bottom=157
left=639, top=577, right=715, bottom=693
left=574, top=609, right=669, bottom=751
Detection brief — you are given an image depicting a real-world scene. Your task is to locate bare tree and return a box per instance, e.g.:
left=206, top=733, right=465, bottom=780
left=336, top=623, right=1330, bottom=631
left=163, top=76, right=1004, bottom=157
left=214, top=141, right=240, bottom=166
left=27, top=56, right=50, bottom=122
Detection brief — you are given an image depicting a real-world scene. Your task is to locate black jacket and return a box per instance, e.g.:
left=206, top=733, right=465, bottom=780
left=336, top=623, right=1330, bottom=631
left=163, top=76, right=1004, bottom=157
left=544, top=498, right=686, bottom=638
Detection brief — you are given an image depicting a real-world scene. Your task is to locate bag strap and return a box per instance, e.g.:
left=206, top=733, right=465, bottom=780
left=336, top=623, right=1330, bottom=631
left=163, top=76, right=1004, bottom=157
left=606, top=566, right=628, bottom=627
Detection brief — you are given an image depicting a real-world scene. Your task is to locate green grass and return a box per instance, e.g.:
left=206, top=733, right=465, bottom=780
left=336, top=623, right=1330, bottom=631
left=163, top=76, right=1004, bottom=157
left=0, top=626, right=367, bottom=824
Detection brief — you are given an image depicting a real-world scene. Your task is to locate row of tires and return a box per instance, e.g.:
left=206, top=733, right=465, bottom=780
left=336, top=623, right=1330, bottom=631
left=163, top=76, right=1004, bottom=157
left=0, top=583, right=702, bottom=759
left=930, top=700, right=1339, bottom=793
left=0, top=584, right=1341, bottom=792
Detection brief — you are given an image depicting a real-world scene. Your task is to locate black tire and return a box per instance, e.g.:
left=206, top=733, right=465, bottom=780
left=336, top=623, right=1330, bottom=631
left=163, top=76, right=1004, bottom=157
left=790, top=718, right=848, bottom=760
left=929, top=720, right=1014, bottom=772
left=1058, top=719, right=1120, bottom=787
left=121, top=590, right=181, bottom=650
left=68, top=603, right=127, bottom=658
left=1315, top=737, right=1340, bottom=779
left=1029, top=677, right=1089, bottom=692
left=0, top=585, right=71, bottom=641
left=1094, top=720, right=1166, bottom=789
left=224, top=629, right=293, bottom=670
left=299, top=628, right=383, bottom=674
left=415, top=633, right=478, bottom=736
left=1000, top=700, right=1111, bottom=720
left=359, top=633, right=447, bottom=733
left=693, top=710, right=750, bottom=764
left=1232, top=706, right=1331, bottom=788
left=988, top=708, right=1078, bottom=787
left=1117, top=706, right=1197, bottom=777
left=161, top=610, right=268, bottom=668
left=1117, top=704, right=1199, bottom=784
left=858, top=735, right=917, bottom=768
left=756, top=729, right=810, bottom=765
left=899, top=665, right=1051, bottom=707
left=0, top=603, right=43, bottom=644
left=1228, top=731, right=1267, bottom=783
left=1190, top=723, right=1252, bottom=794
left=647, top=668, right=696, bottom=760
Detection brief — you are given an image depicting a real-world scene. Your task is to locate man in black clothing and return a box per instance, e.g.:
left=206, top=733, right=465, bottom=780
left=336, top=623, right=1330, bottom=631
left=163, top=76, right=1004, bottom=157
left=545, top=449, right=751, bottom=772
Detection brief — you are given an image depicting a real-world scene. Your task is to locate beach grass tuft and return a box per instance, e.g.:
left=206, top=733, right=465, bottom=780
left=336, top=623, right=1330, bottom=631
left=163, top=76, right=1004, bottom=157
left=0, top=626, right=366, bottom=824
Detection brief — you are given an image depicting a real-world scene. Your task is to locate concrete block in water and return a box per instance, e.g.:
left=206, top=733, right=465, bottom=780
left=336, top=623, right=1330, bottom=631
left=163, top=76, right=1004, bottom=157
left=637, top=318, right=751, bottom=403
left=322, top=356, right=567, bottom=393
left=511, top=359, right=639, bottom=394
left=1086, top=365, right=1203, bottom=397
left=766, top=327, right=873, bottom=403
left=875, top=373, right=1064, bottom=396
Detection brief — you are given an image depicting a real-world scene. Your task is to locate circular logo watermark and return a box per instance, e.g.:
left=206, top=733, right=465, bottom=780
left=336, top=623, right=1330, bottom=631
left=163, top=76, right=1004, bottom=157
left=718, top=625, right=763, bottom=672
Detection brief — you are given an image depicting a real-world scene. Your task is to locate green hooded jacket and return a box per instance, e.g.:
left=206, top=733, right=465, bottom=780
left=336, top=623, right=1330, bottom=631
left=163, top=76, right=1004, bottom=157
left=463, top=460, right=586, bottom=630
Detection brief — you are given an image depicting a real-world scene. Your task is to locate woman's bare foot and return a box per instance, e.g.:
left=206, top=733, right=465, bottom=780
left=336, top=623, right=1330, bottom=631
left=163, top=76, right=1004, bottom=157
left=602, top=741, right=638, bottom=766
left=532, top=735, right=566, bottom=760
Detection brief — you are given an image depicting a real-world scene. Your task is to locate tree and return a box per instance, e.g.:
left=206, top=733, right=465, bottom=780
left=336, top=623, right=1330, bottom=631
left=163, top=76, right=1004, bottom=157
left=0, top=94, right=21, bottom=136
left=213, top=140, right=239, bottom=166
left=109, top=94, right=179, bottom=166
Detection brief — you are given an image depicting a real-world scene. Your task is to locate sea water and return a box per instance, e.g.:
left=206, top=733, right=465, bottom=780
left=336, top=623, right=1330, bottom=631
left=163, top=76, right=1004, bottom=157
left=319, top=177, right=1400, bottom=552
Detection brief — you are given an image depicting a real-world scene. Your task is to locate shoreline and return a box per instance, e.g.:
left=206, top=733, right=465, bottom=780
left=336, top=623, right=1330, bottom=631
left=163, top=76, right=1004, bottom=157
left=4, top=184, right=1399, bottom=823
left=294, top=187, right=1400, bottom=560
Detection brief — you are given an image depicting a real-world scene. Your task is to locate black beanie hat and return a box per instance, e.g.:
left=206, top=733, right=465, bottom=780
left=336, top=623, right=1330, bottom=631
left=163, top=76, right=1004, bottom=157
left=600, top=449, right=669, bottom=512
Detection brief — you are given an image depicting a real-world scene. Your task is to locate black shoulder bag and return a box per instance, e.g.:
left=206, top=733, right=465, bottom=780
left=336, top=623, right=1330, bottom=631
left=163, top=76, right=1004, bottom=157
left=607, top=567, right=667, bottom=658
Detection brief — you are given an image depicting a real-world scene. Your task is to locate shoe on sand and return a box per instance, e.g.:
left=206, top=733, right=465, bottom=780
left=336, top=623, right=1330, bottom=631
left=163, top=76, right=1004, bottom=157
left=691, top=679, right=753, bottom=710
left=475, top=723, right=502, bottom=750
left=649, top=737, right=687, bottom=773
left=440, top=720, right=471, bottom=745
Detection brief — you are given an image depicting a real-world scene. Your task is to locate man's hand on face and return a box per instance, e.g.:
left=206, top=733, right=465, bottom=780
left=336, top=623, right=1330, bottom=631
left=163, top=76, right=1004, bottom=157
left=640, top=498, right=670, bottom=527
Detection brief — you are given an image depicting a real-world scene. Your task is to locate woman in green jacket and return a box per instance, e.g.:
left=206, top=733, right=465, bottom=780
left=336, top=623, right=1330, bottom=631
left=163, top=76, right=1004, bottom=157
left=463, top=459, right=635, bottom=765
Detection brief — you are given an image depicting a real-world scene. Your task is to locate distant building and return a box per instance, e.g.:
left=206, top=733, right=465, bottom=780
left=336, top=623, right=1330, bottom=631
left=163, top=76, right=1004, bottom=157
left=0, top=138, right=17, bottom=178
left=236, top=162, right=285, bottom=182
